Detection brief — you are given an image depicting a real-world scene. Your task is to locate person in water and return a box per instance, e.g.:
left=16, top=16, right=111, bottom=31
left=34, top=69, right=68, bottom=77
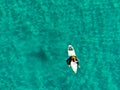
left=66, top=56, right=80, bottom=68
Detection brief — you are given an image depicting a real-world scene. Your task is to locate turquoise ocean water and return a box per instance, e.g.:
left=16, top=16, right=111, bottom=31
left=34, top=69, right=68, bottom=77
left=0, top=0, right=120, bottom=90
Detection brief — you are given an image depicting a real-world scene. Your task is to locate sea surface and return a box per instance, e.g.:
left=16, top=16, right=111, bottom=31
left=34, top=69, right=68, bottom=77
left=0, top=0, right=120, bottom=90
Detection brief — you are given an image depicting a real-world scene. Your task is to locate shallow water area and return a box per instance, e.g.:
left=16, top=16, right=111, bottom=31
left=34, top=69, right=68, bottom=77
left=0, top=0, right=120, bottom=90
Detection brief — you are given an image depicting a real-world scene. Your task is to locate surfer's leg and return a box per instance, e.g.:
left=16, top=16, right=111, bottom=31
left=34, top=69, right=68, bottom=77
left=66, top=59, right=70, bottom=65
left=66, top=57, right=71, bottom=64
left=66, top=59, right=71, bottom=67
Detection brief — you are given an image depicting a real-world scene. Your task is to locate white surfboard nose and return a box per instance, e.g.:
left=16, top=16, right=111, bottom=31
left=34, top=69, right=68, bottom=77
left=68, top=45, right=73, bottom=48
left=68, top=45, right=76, bottom=56
left=68, top=45, right=74, bottom=50
left=68, top=45, right=72, bottom=47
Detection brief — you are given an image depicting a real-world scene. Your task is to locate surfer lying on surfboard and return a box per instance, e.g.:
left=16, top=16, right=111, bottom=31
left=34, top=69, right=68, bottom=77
left=67, top=45, right=80, bottom=73
left=66, top=56, right=80, bottom=68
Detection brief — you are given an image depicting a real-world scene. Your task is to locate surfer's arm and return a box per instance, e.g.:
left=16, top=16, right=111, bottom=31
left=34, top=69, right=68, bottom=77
left=76, top=61, right=80, bottom=68
left=76, top=61, right=79, bottom=65
left=66, top=58, right=71, bottom=66
left=75, top=59, right=80, bottom=67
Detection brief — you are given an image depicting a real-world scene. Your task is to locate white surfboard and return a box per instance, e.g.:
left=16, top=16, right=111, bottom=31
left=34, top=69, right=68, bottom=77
left=68, top=45, right=78, bottom=73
